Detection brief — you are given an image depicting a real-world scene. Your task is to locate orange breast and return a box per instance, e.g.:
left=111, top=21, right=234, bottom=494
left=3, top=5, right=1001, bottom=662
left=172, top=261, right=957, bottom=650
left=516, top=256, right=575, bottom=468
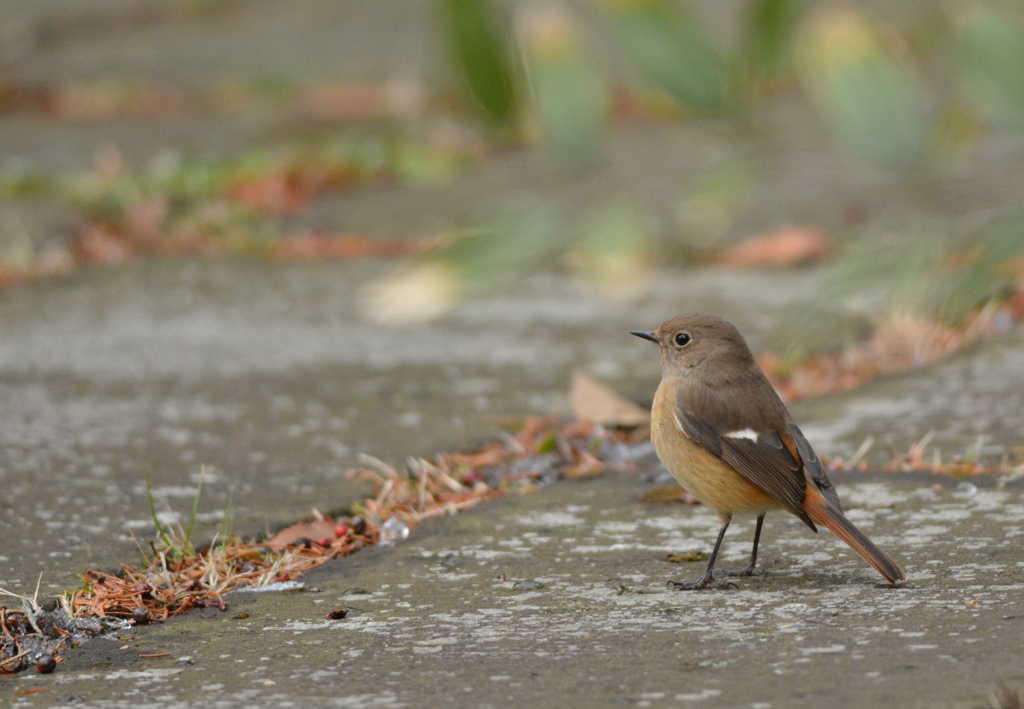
left=651, top=381, right=782, bottom=516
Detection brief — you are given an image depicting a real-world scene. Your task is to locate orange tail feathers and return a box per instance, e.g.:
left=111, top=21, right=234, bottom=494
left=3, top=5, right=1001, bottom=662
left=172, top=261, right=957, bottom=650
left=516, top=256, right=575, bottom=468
left=803, top=483, right=906, bottom=585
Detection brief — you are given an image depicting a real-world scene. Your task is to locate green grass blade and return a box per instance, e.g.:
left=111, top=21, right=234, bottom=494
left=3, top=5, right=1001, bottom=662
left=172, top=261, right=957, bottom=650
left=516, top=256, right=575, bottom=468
left=146, top=473, right=174, bottom=551
left=183, top=467, right=206, bottom=556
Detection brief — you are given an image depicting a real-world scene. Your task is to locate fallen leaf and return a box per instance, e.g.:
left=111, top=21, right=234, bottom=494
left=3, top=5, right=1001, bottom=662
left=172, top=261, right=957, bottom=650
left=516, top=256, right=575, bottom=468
left=570, top=370, right=648, bottom=427
left=665, top=551, right=706, bottom=563
left=1000, top=281, right=1024, bottom=320
left=0, top=262, right=27, bottom=289
left=638, top=486, right=699, bottom=505
left=225, top=167, right=324, bottom=216
left=565, top=450, right=606, bottom=478
left=718, top=226, right=830, bottom=267
left=266, top=518, right=338, bottom=548
left=270, top=233, right=443, bottom=261
left=291, top=83, right=389, bottom=121
left=71, top=223, right=133, bottom=266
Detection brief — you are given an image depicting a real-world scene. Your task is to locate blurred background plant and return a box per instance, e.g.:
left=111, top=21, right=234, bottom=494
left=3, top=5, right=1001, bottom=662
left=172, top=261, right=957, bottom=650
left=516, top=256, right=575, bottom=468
left=1, top=0, right=1024, bottom=385
left=362, top=0, right=1024, bottom=363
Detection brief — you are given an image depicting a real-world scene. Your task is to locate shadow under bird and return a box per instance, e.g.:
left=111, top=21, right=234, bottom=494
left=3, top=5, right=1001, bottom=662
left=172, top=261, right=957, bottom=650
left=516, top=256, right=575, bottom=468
left=632, top=313, right=905, bottom=589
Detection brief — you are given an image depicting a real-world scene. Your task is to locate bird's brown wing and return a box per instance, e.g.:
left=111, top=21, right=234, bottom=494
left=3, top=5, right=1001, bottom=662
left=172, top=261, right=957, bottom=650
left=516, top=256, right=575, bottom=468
left=785, top=422, right=842, bottom=512
left=676, top=411, right=817, bottom=530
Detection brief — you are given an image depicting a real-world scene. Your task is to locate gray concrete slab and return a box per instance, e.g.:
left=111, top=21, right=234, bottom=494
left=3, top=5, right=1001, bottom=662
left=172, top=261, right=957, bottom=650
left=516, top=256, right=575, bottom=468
left=11, top=470, right=1021, bottom=708
left=1, top=0, right=439, bottom=90
left=0, top=1, right=1023, bottom=704
left=794, top=332, right=1024, bottom=460
left=0, top=258, right=820, bottom=594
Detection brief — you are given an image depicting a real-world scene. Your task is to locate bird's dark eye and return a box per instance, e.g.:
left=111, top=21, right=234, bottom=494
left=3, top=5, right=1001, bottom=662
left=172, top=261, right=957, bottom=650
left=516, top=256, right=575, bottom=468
left=674, top=332, right=692, bottom=347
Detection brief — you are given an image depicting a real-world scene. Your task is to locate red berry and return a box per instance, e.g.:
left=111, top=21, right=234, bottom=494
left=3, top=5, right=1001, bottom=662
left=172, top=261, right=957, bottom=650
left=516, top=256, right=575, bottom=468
left=276, top=573, right=289, bottom=582
left=317, top=537, right=330, bottom=547
left=36, top=655, right=56, bottom=674
left=334, top=524, right=348, bottom=537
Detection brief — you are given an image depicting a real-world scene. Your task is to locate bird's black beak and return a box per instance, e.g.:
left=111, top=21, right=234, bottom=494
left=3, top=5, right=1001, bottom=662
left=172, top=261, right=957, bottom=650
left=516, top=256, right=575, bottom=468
left=631, top=330, right=659, bottom=343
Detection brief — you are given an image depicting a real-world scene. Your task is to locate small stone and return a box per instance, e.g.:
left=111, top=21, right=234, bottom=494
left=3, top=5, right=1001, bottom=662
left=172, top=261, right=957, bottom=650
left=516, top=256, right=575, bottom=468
left=342, top=588, right=370, bottom=596
left=512, top=580, right=545, bottom=591
left=379, top=517, right=410, bottom=544
left=176, top=656, right=194, bottom=665
left=350, top=516, right=367, bottom=535
left=132, top=608, right=151, bottom=625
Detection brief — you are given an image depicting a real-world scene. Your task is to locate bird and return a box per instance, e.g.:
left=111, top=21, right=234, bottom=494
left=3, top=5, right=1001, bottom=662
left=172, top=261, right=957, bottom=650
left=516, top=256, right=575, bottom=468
left=632, top=313, right=905, bottom=589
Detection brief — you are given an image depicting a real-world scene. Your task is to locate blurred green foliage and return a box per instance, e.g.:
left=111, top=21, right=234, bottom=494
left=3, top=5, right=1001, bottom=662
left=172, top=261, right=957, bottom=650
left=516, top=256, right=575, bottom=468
left=743, top=0, right=804, bottom=92
left=442, top=0, right=518, bottom=126
left=572, top=202, right=654, bottom=298
left=674, top=157, right=756, bottom=239
left=605, top=0, right=728, bottom=112
left=793, top=6, right=926, bottom=167
left=765, top=210, right=1024, bottom=365
left=442, top=209, right=564, bottom=287
left=521, top=6, right=610, bottom=161
left=421, top=0, right=1024, bottom=332
left=956, top=5, right=1024, bottom=132
left=440, top=0, right=1024, bottom=164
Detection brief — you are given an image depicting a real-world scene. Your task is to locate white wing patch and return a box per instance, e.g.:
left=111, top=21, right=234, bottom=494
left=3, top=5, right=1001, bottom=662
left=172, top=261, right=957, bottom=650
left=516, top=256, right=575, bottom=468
left=674, top=412, right=692, bottom=440
left=724, top=429, right=759, bottom=442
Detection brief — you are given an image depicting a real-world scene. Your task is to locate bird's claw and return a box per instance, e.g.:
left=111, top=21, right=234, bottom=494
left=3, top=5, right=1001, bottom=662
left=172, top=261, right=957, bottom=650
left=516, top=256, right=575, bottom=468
left=667, top=574, right=738, bottom=591
left=720, top=565, right=774, bottom=578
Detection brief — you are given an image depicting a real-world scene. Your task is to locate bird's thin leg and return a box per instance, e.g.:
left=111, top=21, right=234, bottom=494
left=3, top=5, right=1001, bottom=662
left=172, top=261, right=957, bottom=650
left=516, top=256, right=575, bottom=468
left=668, top=518, right=738, bottom=591
left=720, top=513, right=773, bottom=578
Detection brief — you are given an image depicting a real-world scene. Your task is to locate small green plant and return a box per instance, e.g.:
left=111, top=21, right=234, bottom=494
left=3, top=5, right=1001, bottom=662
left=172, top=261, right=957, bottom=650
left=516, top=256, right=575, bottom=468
left=0, top=573, right=45, bottom=634
left=145, top=467, right=208, bottom=558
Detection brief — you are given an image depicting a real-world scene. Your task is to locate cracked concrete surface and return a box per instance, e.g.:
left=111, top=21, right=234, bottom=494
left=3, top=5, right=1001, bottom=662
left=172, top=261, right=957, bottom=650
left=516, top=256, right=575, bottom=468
left=15, top=469, right=1022, bottom=709
left=2, top=1, right=1024, bottom=705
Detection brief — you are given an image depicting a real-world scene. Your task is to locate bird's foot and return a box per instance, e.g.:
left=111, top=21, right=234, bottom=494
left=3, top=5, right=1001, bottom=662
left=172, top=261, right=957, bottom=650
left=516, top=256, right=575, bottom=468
left=667, top=572, right=737, bottom=591
left=719, top=564, right=774, bottom=579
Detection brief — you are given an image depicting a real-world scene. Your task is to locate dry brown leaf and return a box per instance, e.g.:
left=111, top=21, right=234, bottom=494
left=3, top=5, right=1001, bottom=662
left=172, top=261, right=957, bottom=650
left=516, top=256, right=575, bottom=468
left=271, top=233, right=443, bottom=261
left=71, top=223, right=133, bottom=266
left=292, top=83, right=389, bottom=121
left=266, top=518, right=337, bottom=548
left=638, top=486, right=699, bottom=505
left=570, top=370, right=648, bottom=427
left=665, top=551, right=706, bottom=563
left=718, top=226, right=830, bottom=267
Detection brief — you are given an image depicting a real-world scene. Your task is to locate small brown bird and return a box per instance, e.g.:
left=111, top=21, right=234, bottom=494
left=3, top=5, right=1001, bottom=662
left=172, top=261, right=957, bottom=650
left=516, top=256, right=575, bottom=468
left=632, top=314, right=905, bottom=589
